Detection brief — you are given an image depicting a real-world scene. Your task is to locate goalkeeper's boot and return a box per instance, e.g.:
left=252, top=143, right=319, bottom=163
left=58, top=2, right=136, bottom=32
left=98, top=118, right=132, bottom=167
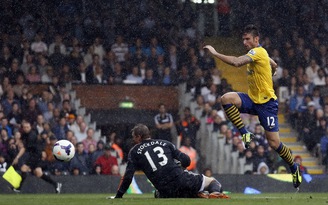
left=241, top=132, right=254, bottom=149
left=208, top=192, right=230, bottom=199
left=197, top=191, right=209, bottom=199
left=292, top=163, right=302, bottom=189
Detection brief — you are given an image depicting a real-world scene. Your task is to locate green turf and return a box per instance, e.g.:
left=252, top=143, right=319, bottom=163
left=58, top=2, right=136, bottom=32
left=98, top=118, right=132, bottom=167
left=1, top=193, right=327, bottom=205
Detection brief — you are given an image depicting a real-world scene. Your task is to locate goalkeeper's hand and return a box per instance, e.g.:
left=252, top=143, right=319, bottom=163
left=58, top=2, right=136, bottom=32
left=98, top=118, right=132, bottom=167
left=106, top=192, right=123, bottom=199
left=115, top=192, right=123, bottom=198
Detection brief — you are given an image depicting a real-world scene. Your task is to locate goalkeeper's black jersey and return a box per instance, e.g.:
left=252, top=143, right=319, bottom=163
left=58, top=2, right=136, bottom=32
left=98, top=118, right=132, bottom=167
left=118, top=139, right=190, bottom=194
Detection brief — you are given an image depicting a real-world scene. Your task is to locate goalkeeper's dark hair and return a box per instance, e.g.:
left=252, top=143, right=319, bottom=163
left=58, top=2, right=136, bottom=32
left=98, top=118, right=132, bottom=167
left=132, top=123, right=151, bottom=139
left=243, top=24, right=260, bottom=37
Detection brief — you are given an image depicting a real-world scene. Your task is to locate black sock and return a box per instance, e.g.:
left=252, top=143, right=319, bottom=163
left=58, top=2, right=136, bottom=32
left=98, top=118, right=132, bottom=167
left=207, top=180, right=222, bottom=193
left=41, top=174, right=57, bottom=187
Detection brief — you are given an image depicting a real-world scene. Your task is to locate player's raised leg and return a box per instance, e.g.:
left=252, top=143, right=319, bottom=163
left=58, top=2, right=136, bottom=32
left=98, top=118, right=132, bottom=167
left=221, top=92, right=254, bottom=148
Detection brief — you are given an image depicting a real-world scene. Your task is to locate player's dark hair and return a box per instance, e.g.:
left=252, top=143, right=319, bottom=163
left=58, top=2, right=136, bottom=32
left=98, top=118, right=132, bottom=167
left=243, top=24, right=260, bottom=37
left=132, top=124, right=151, bottom=139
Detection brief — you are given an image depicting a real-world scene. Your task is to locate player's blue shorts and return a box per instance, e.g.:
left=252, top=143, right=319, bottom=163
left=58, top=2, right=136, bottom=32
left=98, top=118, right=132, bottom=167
left=237, top=92, right=279, bottom=132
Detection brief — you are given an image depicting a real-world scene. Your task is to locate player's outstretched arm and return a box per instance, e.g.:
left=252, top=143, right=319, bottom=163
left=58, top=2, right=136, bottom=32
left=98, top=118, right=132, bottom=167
left=270, top=57, right=278, bottom=76
left=114, top=160, right=136, bottom=198
left=203, top=45, right=251, bottom=67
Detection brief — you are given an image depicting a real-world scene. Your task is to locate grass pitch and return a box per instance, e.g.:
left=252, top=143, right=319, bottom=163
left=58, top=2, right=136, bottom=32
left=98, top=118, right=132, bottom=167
left=1, top=193, right=327, bottom=205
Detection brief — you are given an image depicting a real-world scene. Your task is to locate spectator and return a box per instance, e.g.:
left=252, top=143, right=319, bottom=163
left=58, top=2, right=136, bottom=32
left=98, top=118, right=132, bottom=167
left=108, top=62, right=125, bottom=85
left=34, top=114, right=45, bottom=135
left=30, top=34, right=48, bottom=55
left=82, top=128, right=97, bottom=153
left=94, top=144, right=118, bottom=175
left=12, top=74, right=27, bottom=98
left=111, top=164, right=120, bottom=176
left=67, top=44, right=84, bottom=79
left=21, top=98, right=41, bottom=125
left=253, top=123, right=269, bottom=151
left=302, top=73, right=315, bottom=95
left=145, top=37, right=164, bottom=57
left=160, top=66, right=178, bottom=86
left=52, top=117, right=69, bottom=140
left=0, top=128, right=10, bottom=156
left=70, top=142, right=90, bottom=175
left=48, top=46, right=65, bottom=72
left=26, top=65, right=41, bottom=84
left=179, top=137, right=198, bottom=172
left=216, top=0, right=231, bottom=36
left=73, top=61, right=87, bottom=84
left=41, top=65, right=54, bottom=83
left=92, top=37, right=106, bottom=64
left=277, top=68, right=291, bottom=88
left=0, top=117, right=13, bottom=138
left=91, top=65, right=107, bottom=84
left=91, top=140, right=105, bottom=163
left=109, top=133, right=124, bottom=162
left=143, top=68, right=157, bottom=85
left=20, top=54, right=35, bottom=76
left=7, top=102, right=22, bottom=132
left=125, top=65, right=143, bottom=84
left=299, top=101, right=317, bottom=151
left=288, top=85, right=306, bottom=129
left=60, top=99, right=76, bottom=119
left=305, top=59, right=320, bottom=83
left=0, top=45, right=13, bottom=70
left=176, top=107, right=200, bottom=148
left=5, top=58, right=25, bottom=84
left=203, top=83, right=220, bottom=107
left=252, top=145, right=268, bottom=173
left=102, top=50, right=116, bottom=77
left=43, top=102, right=55, bottom=123
left=256, top=161, right=269, bottom=175
left=111, top=35, right=129, bottom=63
left=294, top=155, right=308, bottom=174
left=59, top=64, right=73, bottom=84
left=154, top=103, right=174, bottom=142
left=37, top=55, right=49, bottom=76
left=277, top=166, right=288, bottom=174
left=74, top=121, right=88, bottom=142
left=313, top=68, right=326, bottom=87
left=0, top=154, right=7, bottom=173
left=48, top=34, right=66, bottom=56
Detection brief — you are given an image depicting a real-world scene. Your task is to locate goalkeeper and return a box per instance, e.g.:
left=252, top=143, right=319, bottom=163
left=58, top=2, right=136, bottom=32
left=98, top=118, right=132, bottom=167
left=113, top=124, right=229, bottom=199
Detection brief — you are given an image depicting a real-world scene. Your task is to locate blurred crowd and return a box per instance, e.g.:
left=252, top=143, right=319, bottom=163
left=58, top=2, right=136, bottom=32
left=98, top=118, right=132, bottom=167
left=0, top=0, right=327, bottom=177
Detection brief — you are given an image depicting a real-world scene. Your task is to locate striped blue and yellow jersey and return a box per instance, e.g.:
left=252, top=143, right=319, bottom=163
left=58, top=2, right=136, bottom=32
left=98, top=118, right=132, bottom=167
left=245, top=46, right=277, bottom=104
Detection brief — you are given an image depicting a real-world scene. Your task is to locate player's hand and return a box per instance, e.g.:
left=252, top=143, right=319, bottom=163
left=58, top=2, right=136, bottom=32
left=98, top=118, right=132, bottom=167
left=106, top=195, right=122, bottom=199
left=203, top=45, right=217, bottom=55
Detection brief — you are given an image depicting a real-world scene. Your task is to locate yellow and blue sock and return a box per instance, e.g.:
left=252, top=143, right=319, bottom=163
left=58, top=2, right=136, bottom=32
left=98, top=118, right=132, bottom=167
left=276, top=142, right=297, bottom=173
left=223, top=104, right=247, bottom=134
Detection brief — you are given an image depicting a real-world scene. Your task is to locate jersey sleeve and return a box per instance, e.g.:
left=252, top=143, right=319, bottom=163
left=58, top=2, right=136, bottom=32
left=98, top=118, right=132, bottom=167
left=170, top=142, right=191, bottom=168
left=116, top=150, right=136, bottom=197
left=246, top=47, right=262, bottom=62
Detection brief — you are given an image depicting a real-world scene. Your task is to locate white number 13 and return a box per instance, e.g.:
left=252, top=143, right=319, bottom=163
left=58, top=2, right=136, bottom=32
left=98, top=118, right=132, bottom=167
left=144, top=146, right=168, bottom=171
